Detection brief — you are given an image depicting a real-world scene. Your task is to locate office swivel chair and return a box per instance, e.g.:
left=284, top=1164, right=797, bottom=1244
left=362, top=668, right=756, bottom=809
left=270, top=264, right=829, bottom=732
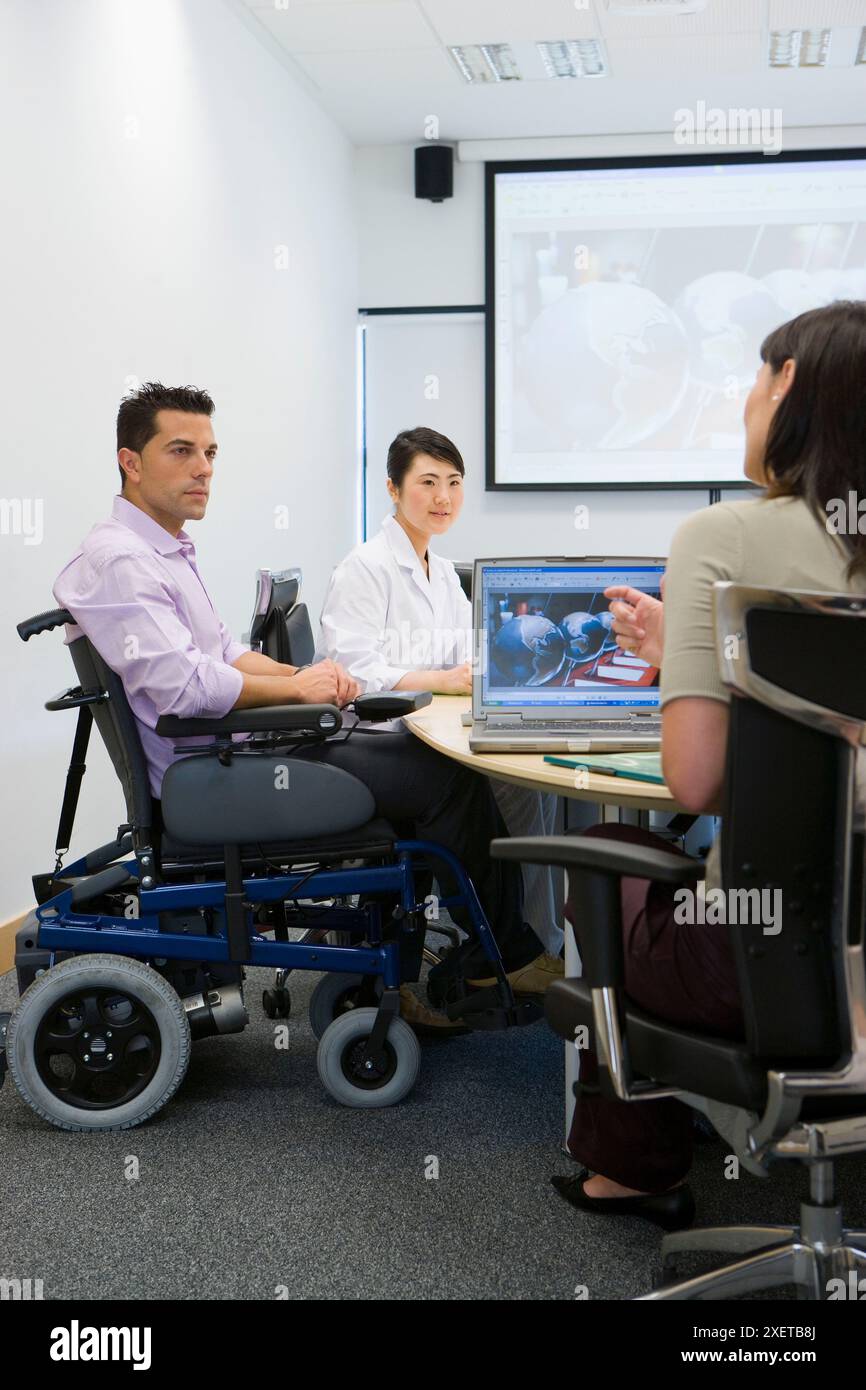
left=492, top=582, right=866, bottom=1300
left=250, top=567, right=316, bottom=667
left=454, top=565, right=472, bottom=602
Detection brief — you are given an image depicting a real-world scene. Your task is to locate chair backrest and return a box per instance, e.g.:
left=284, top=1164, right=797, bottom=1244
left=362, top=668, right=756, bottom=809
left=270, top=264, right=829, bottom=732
left=67, top=632, right=154, bottom=835
left=715, top=584, right=866, bottom=1068
left=251, top=567, right=316, bottom=666
left=454, top=565, right=472, bottom=601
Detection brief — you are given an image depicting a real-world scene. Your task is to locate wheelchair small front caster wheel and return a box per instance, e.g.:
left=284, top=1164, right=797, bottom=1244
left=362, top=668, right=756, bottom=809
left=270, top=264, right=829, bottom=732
left=6, top=954, right=190, bottom=1131
left=262, top=987, right=291, bottom=1019
left=316, top=1008, right=420, bottom=1108
left=308, top=972, right=381, bottom=1040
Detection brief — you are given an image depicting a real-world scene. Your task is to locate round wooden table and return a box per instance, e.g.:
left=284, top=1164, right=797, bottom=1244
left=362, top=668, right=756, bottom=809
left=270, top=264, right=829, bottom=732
left=403, top=694, right=679, bottom=812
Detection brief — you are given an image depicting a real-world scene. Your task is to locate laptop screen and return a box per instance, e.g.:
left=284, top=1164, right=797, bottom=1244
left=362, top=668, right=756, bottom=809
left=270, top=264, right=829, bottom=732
left=480, top=562, right=665, bottom=710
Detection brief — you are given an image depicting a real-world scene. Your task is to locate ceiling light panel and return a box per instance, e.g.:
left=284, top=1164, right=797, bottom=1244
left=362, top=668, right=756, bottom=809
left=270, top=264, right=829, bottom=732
left=537, top=40, right=608, bottom=78
left=768, top=28, right=831, bottom=66
left=449, top=44, right=521, bottom=82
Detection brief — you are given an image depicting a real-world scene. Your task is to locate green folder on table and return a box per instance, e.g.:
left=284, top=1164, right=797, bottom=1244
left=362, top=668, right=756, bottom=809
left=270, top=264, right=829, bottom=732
left=544, top=752, right=665, bottom=785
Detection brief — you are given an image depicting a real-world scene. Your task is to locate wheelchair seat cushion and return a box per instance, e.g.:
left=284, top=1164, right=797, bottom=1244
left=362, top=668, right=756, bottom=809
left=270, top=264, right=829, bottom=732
left=160, top=752, right=376, bottom=847
left=160, top=817, right=396, bottom=864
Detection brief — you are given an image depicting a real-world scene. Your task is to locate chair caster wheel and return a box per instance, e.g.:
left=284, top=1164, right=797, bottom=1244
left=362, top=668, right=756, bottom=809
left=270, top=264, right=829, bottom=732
left=262, top=987, right=291, bottom=1019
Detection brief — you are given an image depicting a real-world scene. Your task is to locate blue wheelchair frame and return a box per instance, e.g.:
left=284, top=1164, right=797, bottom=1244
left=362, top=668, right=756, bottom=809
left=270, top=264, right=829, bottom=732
left=33, top=838, right=497, bottom=992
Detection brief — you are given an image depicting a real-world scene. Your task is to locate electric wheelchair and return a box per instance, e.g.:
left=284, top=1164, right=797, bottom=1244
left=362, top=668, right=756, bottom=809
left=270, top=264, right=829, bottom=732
left=2, top=587, right=538, bottom=1131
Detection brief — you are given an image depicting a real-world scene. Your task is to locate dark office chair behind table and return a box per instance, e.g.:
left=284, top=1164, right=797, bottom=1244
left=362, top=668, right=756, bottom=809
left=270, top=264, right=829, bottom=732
left=454, top=565, right=472, bottom=602
left=250, top=567, right=316, bottom=668
left=492, top=582, right=866, bottom=1300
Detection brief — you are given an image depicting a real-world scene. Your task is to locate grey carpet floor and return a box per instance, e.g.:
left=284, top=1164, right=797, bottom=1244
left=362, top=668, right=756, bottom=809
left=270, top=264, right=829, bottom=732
left=2, top=964, right=864, bottom=1301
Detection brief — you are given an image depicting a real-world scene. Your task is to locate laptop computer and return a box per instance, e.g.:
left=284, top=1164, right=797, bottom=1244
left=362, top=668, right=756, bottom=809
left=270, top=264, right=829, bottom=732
left=469, top=557, right=664, bottom=753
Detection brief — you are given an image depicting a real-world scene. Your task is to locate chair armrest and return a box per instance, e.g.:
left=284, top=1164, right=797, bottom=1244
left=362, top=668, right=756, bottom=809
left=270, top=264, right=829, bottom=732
left=156, top=704, right=342, bottom=739
left=491, top=835, right=704, bottom=990
left=490, top=835, right=705, bottom=885
left=353, top=691, right=432, bottom=721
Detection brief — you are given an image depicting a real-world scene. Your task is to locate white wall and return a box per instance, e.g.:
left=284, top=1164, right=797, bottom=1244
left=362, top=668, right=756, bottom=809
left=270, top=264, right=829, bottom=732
left=0, top=0, right=358, bottom=923
left=355, top=143, right=740, bottom=565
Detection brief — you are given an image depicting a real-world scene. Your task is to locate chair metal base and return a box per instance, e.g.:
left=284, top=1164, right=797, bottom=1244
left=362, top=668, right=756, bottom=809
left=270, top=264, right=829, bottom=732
left=638, top=1201, right=866, bottom=1300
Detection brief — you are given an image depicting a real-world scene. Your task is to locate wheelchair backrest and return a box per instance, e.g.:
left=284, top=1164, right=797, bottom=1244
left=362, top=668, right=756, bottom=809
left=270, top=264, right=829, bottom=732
left=250, top=567, right=316, bottom=667
left=67, top=632, right=154, bottom=833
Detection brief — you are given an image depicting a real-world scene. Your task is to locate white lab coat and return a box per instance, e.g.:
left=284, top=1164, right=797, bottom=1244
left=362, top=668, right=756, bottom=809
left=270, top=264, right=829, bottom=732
left=316, top=513, right=471, bottom=691
left=317, top=513, right=563, bottom=957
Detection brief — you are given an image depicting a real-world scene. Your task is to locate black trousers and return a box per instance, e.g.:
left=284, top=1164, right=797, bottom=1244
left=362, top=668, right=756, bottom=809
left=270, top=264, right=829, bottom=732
left=294, top=727, right=542, bottom=971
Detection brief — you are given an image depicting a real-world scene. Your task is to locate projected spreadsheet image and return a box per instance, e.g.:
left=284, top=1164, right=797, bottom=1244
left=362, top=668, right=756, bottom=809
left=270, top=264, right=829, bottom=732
left=482, top=567, right=662, bottom=709
left=490, top=156, right=866, bottom=488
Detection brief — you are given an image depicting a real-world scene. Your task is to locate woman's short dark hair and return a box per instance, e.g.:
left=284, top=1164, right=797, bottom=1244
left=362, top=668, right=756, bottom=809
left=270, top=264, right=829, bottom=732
left=116, top=382, right=214, bottom=488
left=761, top=300, right=866, bottom=577
left=386, top=427, right=465, bottom=490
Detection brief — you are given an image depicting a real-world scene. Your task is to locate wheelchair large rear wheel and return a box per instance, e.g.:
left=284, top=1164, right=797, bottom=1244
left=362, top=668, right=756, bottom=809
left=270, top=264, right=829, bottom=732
left=316, top=1007, right=420, bottom=1108
left=7, top=954, right=191, bottom=1131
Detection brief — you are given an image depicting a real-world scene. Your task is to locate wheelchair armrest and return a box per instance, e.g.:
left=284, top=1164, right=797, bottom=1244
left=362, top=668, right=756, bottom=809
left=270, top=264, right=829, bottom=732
left=352, top=691, right=432, bottom=721
left=490, top=835, right=704, bottom=885
left=491, top=836, right=704, bottom=990
left=156, top=704, right=343, bottom=739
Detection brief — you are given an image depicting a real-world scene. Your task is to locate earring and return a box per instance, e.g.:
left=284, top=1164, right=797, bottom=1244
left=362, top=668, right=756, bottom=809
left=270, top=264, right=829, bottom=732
left=771, top=394, right=780, bottom=400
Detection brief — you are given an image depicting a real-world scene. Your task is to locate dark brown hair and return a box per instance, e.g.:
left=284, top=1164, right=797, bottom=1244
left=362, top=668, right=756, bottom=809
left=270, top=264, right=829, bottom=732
left=386, top=427, right=465, bottom=490
left=760, top=301, right=866, bottom=576
left=116, top=382, right=214, bottom=488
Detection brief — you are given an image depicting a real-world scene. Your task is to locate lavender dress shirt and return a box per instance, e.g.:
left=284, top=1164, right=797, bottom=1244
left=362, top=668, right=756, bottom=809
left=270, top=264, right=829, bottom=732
left=53, top=496, right=249, bottom=796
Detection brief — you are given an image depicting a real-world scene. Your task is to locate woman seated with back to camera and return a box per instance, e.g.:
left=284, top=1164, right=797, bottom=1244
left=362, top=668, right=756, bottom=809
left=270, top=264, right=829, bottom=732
left=555, top=299, right=866, bottom=1229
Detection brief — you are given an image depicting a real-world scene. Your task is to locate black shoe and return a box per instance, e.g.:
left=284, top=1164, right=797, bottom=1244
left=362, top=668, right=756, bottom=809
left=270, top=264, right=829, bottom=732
left=551, top=1169, right=695, bottom=1231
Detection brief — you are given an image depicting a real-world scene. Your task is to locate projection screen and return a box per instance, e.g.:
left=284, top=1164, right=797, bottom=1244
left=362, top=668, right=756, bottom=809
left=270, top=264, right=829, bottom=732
left=485, top=150, right=866, bottom=491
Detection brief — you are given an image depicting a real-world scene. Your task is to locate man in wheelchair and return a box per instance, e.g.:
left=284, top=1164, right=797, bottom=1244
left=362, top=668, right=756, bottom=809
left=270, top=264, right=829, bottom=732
left=5, top=382, right=549, bottom=1128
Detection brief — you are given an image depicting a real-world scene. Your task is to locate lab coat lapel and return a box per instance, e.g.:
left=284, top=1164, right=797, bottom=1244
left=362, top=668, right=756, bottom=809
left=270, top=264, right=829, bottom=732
left=382, top=515, right=436, bottom=617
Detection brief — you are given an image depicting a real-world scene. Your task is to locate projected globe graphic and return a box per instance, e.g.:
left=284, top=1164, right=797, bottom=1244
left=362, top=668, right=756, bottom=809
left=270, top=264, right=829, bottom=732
left=492, top=615, right=565, bottom=686
left=521, top=282, right=690, bottom=449
left=674, top=272, right=783, bottom=391
left=559, top=611, right=611, bottom=663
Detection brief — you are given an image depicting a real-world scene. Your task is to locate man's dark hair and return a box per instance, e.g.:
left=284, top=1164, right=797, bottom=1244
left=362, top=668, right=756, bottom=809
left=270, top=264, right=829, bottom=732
left=116, top=382, right=215, bottom=489
left=760, top=301, right=866, bottom=577
left=386, top=426, right=465, bottom=491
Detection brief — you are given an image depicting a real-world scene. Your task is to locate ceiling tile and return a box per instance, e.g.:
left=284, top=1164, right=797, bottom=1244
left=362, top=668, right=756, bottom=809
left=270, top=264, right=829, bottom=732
left=255, top=1, right=437, bottom=52
left=606, top=32, right=764, bottom=76
left=768, top=0, right=866, bottom=26
left=597, top=0, right=766, bottom=39
left=292, top=44, right=460, bottom=92
left=418, top=0, right=599, bottom=46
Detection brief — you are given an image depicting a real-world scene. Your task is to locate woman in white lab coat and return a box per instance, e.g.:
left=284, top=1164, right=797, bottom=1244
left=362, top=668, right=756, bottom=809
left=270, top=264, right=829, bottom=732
left=317, top=427, right=564, bottom=987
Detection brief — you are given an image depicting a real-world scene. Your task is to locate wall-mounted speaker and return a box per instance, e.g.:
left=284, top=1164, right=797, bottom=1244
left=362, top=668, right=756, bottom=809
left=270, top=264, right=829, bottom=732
left=414, top=145, right=453, bottom=203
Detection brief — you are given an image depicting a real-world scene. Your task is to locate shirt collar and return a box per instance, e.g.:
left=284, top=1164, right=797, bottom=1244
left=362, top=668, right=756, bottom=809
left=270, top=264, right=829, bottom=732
left=381, top=512, right=431, bottom=574
left=111, top=495, right=194, bottom=557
